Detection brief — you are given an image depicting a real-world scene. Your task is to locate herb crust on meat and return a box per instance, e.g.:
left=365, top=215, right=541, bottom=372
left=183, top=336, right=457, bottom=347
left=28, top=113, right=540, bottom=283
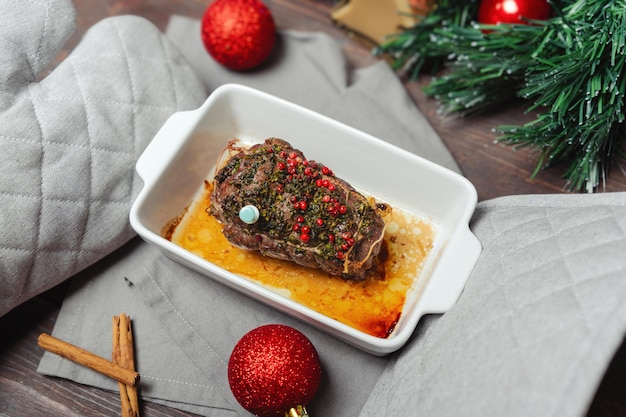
left=209, top=138, right=386, bottom=280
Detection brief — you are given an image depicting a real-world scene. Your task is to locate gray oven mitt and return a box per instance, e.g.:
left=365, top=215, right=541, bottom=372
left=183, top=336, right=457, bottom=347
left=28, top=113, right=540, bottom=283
left=0, top=0, right=205, bottom=317
left=361, top=192, right=626, bottom=417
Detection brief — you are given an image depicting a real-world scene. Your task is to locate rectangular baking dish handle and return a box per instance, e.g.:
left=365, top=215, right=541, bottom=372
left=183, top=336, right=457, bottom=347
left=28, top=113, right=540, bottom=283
left=135, top=109, right=201, bottom=186
left=422, top=225, right=481, bottom=313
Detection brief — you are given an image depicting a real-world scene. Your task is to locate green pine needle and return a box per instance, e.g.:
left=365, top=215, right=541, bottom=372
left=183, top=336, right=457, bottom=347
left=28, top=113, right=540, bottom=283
left=374, top=0, right=480, bottom=77
left=378, top=0, right=626, bottom=192
left=500, top=0, right=626, bottom=192
left=423, top=23, right=540, bottom=116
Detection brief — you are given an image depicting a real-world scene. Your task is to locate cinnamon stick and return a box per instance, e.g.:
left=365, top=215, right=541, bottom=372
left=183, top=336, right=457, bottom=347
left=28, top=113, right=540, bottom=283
left=38, top=333, right=140, bottom=387
left=113, top=314, right=140, bottom=417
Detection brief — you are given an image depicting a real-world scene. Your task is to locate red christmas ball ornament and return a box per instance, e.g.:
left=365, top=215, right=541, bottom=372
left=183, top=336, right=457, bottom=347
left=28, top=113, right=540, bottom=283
left=228, top=324, right=322, bottom=417
left=478, top=0, right=552, bottom=25
left=201, top=0, right=276, bottom=71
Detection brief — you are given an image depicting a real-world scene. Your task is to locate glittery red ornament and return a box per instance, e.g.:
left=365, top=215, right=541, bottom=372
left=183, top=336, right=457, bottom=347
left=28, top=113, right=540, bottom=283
left=478, top=0, right=551, bottom=25
left=201, top=0, right=276, bottom=71
left=228, top=324, right=322, bottom=417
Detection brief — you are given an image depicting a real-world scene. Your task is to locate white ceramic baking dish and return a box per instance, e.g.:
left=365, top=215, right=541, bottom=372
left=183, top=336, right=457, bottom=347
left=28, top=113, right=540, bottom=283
left=129, top=84, right=481, bottom=355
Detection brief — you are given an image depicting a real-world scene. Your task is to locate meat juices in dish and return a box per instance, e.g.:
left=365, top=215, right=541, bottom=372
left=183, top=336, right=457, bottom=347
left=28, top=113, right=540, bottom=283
left=164, top=136, right=437, bottom=338
left=209, top=138, right=386, bottom=280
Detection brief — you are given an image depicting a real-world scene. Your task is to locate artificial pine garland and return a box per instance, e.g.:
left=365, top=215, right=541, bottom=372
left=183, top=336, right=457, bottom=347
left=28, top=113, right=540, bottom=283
left=377, top=0, right=626, bottom=192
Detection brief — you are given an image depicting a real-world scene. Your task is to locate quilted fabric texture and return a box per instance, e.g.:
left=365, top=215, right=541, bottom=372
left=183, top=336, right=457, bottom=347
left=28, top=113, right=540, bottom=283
left=361, top=192, right=626, bottom=417
left=0, top=0, right=206, bottom=317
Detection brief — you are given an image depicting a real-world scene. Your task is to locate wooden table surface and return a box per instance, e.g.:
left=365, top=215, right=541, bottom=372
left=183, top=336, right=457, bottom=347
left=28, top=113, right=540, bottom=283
left=1, top=1, right=625, bottom=416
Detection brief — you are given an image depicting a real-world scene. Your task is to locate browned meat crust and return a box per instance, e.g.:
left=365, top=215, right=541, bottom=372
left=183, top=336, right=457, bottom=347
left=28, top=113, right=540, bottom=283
left=209, top=138, right=385, bottom=280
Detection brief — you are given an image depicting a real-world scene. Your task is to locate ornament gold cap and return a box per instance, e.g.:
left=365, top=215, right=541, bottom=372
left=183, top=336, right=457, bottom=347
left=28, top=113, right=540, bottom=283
left=286, top=405, right=309, bottom=417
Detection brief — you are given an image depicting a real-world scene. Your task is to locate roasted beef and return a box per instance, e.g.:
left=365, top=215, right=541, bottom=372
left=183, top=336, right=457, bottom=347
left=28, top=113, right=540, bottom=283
left=209, top=138, right=386, bottom=280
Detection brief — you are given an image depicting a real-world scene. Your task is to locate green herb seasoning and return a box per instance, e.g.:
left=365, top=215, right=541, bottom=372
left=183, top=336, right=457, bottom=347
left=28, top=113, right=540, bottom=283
left=210, top=138, right=386, bottom=278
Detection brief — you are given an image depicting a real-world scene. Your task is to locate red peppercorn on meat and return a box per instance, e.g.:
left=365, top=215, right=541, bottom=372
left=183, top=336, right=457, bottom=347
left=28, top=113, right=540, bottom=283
left=209, top=138, right=386, bottom=279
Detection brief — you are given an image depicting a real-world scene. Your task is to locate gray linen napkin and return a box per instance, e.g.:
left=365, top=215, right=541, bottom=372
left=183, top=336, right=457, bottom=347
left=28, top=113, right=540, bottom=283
left=40, top=238, right=390, bottom=416
left=38, top=16, right=457, bottom=417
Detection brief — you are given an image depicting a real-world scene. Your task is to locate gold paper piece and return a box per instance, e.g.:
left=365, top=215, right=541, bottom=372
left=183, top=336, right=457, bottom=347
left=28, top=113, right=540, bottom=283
left=331, top=0, right=431, bottom=45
